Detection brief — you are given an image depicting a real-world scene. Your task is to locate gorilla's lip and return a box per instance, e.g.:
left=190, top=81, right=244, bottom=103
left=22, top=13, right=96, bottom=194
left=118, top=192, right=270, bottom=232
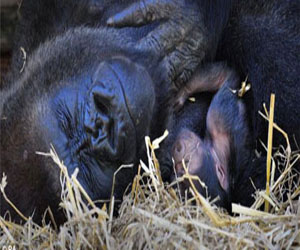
left=75, top=138, right=90, bottom=154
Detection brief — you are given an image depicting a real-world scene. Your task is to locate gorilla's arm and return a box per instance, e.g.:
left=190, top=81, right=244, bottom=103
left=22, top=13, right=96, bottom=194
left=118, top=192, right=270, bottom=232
left=107, top=0, right=232, bottom=88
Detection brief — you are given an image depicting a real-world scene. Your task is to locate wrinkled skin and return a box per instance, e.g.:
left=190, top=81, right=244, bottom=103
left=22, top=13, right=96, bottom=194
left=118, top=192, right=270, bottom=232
left=171, top=63, right=267, bottom=210
left=0, top=26, right=171, bottom=224
left=106, top=0, right=232, bottom=88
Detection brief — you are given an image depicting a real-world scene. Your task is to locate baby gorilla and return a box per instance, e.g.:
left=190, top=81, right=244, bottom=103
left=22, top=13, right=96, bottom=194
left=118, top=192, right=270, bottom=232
left=171, top=63, right=253, bottom=211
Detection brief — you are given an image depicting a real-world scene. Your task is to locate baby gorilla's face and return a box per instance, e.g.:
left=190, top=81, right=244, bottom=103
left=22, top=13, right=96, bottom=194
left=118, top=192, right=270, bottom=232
left=173, top=129, right=206, bottom=177
left=172, top=129, right=230, bottom=210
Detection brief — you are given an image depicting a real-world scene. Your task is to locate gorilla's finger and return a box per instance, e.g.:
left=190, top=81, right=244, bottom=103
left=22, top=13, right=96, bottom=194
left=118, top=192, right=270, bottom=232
left=173, top=94, right=186, bottom=112
left=160, top=38, right=205, bottom=88
left=174, top=59, right=199, bottom=88
left=107, top=0, right=175, bottom=27
left=135, top=19, right=188, bottom=56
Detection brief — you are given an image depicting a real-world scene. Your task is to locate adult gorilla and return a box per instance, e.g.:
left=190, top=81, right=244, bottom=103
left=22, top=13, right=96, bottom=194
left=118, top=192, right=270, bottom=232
left=1, top=0, right=231, bottom=223
left=0, top=27, right=169, bottom=224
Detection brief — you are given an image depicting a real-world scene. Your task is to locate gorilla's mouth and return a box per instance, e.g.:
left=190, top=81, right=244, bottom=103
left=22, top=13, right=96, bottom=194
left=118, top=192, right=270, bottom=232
left=74, top=139, right=89, bottom=155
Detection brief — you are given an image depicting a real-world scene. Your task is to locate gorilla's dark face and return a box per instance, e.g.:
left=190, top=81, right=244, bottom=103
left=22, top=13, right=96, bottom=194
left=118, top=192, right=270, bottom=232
left=42, top=57, right=155, bottom=201
left=0, top=28, right=164, bottom=222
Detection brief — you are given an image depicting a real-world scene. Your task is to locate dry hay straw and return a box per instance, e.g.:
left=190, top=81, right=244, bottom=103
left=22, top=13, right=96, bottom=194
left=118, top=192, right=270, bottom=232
left=1, top=114, right=300, bottom=249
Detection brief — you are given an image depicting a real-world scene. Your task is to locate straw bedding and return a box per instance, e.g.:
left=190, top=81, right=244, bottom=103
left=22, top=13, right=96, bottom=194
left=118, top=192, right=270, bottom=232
left=1, top=129, right=299, bottom=249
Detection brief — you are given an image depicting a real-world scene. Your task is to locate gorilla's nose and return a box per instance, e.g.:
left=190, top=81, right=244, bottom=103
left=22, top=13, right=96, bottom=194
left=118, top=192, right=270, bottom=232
left=174, top=140, right=186, bottom=161
left=84, top=111, right=100, bottom=138
left=175, top=163, right=185, bottom=177
left=84, top=83, right=116, bottom=154
left=84, top=112, right=111, bottom=146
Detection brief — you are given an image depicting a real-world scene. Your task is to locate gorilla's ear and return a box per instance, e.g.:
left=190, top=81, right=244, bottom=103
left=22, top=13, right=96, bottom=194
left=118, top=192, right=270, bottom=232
left=206, top=108, right=231, bottom=192
left=216, top=162, right=228, bottom=191
left=205, top=64, right=236, bottom=192
left=204, top=63, right=241, bottom=192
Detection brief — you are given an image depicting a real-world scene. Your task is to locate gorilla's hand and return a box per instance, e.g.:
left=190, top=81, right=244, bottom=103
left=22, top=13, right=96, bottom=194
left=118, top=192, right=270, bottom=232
left=107, top=0, right=206, bottom=89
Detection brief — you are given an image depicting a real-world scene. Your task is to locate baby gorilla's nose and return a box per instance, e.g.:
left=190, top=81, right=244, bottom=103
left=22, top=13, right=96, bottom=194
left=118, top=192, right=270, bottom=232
left=174, top=140, right=186, bottom=161
left=175, top=162, right=185, bottom=177
left=173, top=140, right=189, bottom=177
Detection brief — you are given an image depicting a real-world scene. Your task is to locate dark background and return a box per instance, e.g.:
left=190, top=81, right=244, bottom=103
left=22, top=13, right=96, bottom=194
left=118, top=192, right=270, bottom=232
left=0, top=0, right=19, bottom=84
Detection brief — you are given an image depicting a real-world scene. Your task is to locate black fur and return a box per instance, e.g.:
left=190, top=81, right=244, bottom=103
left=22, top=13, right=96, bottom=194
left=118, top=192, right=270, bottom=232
left=218, top=0, right=300, bottom=149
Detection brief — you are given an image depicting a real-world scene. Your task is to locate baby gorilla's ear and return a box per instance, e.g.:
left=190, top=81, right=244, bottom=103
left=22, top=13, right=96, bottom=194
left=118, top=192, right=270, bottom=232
left=205, top=66, right=242, bottom=192
left=174, top=62, right=233, bottom=111
left=216, top=162, right=228, bottom=191
left=206, top=109, right=231, bottom=192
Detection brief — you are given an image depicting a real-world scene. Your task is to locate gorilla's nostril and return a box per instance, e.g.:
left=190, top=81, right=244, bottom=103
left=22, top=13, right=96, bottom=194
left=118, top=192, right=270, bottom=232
left=91, top=133, right=106, bottom=147
left=175, top=141, right=185, bottom=155
left=84, top=113, right=98, bottom=137
left=84, top=125, right=92, bottom=134
left=176, top=143, right=182, bottom=153
left=175, top=163, right=185, bottom=177
left=84, top=124, right=99, bottom=139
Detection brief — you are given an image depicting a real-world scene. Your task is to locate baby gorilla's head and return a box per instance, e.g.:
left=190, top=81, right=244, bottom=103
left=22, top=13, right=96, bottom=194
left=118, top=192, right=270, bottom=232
left=172, top=129, right=231, bottom=210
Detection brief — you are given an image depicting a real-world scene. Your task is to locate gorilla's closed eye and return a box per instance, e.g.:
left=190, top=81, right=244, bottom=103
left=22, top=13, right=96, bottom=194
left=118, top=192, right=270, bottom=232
left=55, top=99, right=90, bottom=155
